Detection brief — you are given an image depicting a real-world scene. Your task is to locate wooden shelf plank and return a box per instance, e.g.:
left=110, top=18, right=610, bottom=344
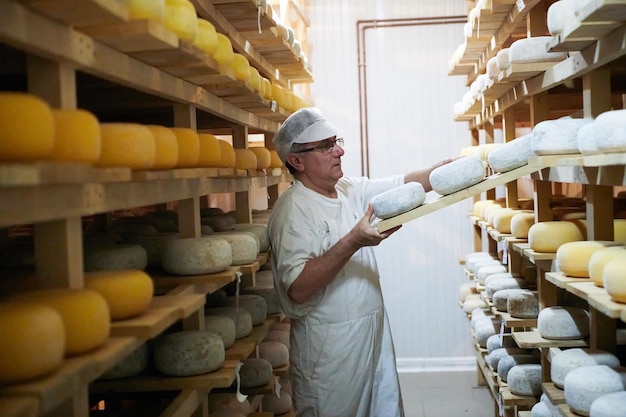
left=545, top=272, right=590, bottom=289
left=498, top=311, right=538, bottom=329
left=565, top=281, right=605, bottom=301
left=0, top=163, right=131, bottom=187
left=588, top=292, right=626, bottom=319
left=513, top=330, right=588, bottom=349
left=0, top=397, right=39, bottom=417
left=542, top=382, right=566, bottom=405
left=20, top=0, right=129, bottom=27
left=150, top=266, right=240, bottom=290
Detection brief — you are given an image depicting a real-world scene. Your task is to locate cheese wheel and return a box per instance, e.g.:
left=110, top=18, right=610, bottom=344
left=551, top=348, right=621, bottom=389
left=602, top=256, right=626, bottom=303
left=547, top=0, right=578, bottom=35
left=212, top=232, right=258, bottom=265
left=509, top=36, right=568, bottom=64
left=249, top=147, right=271, bottom=169
left=507, top=291, right=539, bottom=319
left=0, top=302, right=65, bottom=383
left=202, top=214, right=236, bottom=232
left=511, top=212, right=536, bottom=238
left=8, top=288, right=110, bottom=355
left=216, top=139, right=236, bottom=167
left=259, top=341, right=289, bottom=368
left=97, top=123, right=156, bottom=169
left=486, top=347, right=529, bottom=371
left=125, top=0, right=165, bottom=22
left=248, top=66, right=261, bottom=93
left=153, top=330, right=225, bottom=376
left=224, top=294, right=267, bottom=325
left=205, top=306, right=253, bottom=339
left=234, top=148, right=258, bottom=170
left=577, top=121, right=600, bottom=155
left=486, top=333, right=518, bottom=354
left=538, top=306, right=589, bottom=340
left=486, top=56, right=500, bottom=79
left=239, top=358, right=273, bottom=388
left=371, top=182, right=426, bottom=219
left=163, top=0, right=197, bottom=42
left=162, top=237, right=232, bottom=275
left=531, top=118, right=594, bottom=155
left=531, top=401, right=552, bottom=417
left=487, top=207, right=513, bottom=227
left=429, top=155, right=485, bottom=195
left=588, top=246, right=626, bottom=287
left=485, top=277, right=528, bottom=299
left=470, top=258, right=502, bottom=276
left=231, top=223, right=269, bottom=252
left=484, top=272, right=515, bottom=287
left=528, top=220, right=586, bottom=252
left=0, top=92, right=55, bottom=161
left=564, top=365, right=626, bottom=415
left=241, top=286, right=281, bottom=315
left=492, top=289, right=532, bottom=312
left=593, top=109, right=626, bottom=153
left=589, top=391, right=626, bottom=417
left=507, top=364, right=543, bottom=396
left=481, top=201, right=504, bottom=220
left=476, top=264, right=508, bottom=285
left=496, top=48, right=511, bottom=71
left=213, top=33, right=234, bottom=65
left=50, top=109, right=101, bottom=163
left=462, top=297, right=488, bottom=313
left=197, top=133, right=221, bottom=167
left=204, top=314, right=236, bottom=348
left=494, top=209, right=532, bottom=234
left=84, top=269, right=154, bottom=320
left=556, top=241, right=620, bottom=278
left=498, top=355, right=539, bottom=382
left=145, top=125, right=178, bottom=170
left=193, top=18, right=218, bottom=54
left=125, top=233, right=178, bottom=267
left=487, top=134, right=535, bottom=173
left=170, top=127, right=200, bottom=168
left=84, top=243, right=148, bottom=272
left=264, top=329, right=290, bottom=349
left=474, top=318, right=499, bottom=348
left=262, top=392, right=293, bottom=415
left=99, top=343, right=149, bottom=380
left=231, top=53, right=251, bottom=81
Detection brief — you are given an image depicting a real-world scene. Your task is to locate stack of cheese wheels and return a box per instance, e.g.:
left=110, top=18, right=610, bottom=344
left=371, top=182, right=426, bottom=219
left=556, top=241, right=622, bottom=278
left=564, top=365, right=626, bottom=415
left=162, top=236, right=232, bottom=275
left=145, top=125, right=178, bottom=169
left=170, top=127, right=200, bottom=168
left=84, top=243, right=149, bottom=272
left=193, top=18, right=218, bottom=55
left=208, top=394, right=251, bottom=416
left=205, top=306, right=253, bottom=339
left=551, top=348, right=621, bottom=389
left=99, top=343, right=149, bottom=380
left=204, top=314, right=236, bottom=348
left=508, top=36, right=567, bottom=64
left=531, top=118, right=593, bottom=155
left=589, top=392, right=626, bottom=416
left=528, top=220, right=586, bottom=252
left=163, top=0, right=197, bottom=42
left=429, top=155, right=485, bottom=195
left=8, top=288, right=111, bottom=356
left=538, top=306, right=590, bottom=340
left=197, top=133, right=221, bottom=167
left=97, top=123, right=156, bottom=169
left=84, top=269, right=154, bottom=320
left=487, top=134, right=535, bottom=173
left=0, top=302, right=65, bottom=383
left=212, top=232, right=259, bottom=265
left=51, top=109, right=101, bottom=163
left=497, top=354, right=540, bottom=382
left=507, top=364, right=543, bottom=396
left=215, top=139, right=236, bottom=168
left=125, top=0, right=165, bottom=22
left=511, top=211, right=535, bottom=238
left=593, top=109, right=626, bottom=153
left=223, top=294, right=267, bottom=325
left=239, top=357, right=273, bottom=388
left=602, top=254, right=626, bottom=303
left=153, top=330, right=225, bottom=377
left=125, top=232, right=178, bottom=268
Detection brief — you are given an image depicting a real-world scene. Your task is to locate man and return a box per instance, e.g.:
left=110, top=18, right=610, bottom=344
left=268, top=107, right=451, bottom=417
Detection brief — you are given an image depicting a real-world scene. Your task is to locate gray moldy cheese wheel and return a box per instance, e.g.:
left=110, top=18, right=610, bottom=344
left=486, top=334, right=518, bottom=354
left=259, top=341, right=289, bottom=368
left=205, top=306, right=253, bottom=339
left=484, top=272, right=514, bottom=287
left=476, top=264, right=508, bottom=285
left=223, top=295, right=267, bottom=326
left=99, top=343, right=149, bottom=380
left=487, top=134, right=535, bottom=173
left=240, top=285, right=281, bottom=315
left=485, top=277, right=528, bottom=299
left=551, top=348, right=621, bottom=389
left=589, top=391, right=626, bottom=417
left=507, top=291, right=539, bottom=319
left=162, top=236, right=232, bottom=275
left=429, top=155, right=486, bottom=195
left=538, top=306, right=590, bottom=340
left=497, top=354, right=540, bottom=382
left=262, top=391, right=293, bottom=415
left=474, top=317, right=500, bottom=348
left=83, top=243, right=148, bottom=272
left=239, top=358, right=273, bottom=388
left=231, top=223, right=270, bottom=252
left=486, top=347, right=529, bottom=371
left=211, top=232, right=258, bottom=265
left=492, top=289, right=533, bottom=312
left=370, top=182, right=426, bottom=219
left=507, top=364, right=543, bottom=396
left=204, top=314, right=236, bottom=349
left=471, top=259, right=503, bottom=277
left=153, top=330, right=225, bottom=377
left=125, top=233, right=178, bottom=267
left=564, top=365, right=626, bottom=416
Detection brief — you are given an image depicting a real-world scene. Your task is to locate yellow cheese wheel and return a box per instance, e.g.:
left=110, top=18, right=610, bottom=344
left=216, top=139, right=236, bottom=168
left=213, top=33, right=234, bottom=65
left=614, top=219, right=626, bottom=243
left=97, top=123, right=156, bottom=169
left=235, top=149, right=258, bottom=170
left=248, top=67, right=261, bottom=93
left=260, top=78, right=272, bottom=100
left=271, top=83, right=283, bottom=104
left=193, top=18, right=218, bottom=55
left=488, top=207, right=513, bottom=228
left=556, top=241, right=620, bottom=278
left=602, top=255, right=626, bottom=303
left=124, top=0, right=165, bottom=22
left=170, top=127, right=200, bottom=168
left=231, top=53, right=251, bottom=82
left=250, top=147, right=271, bottom=169
left=197, top=133, right=222, bottom=167
left=528, top=220, right=586, bottom=253
left=85, top=269, right=154, bottom=320
left=163, top=0, right=197, bottom=42
left=482, top=203, right=504, bottom=222
left=146, top=125, right=178, bottom=170
left=511, top=212, right=536, bottom=239
left=0, top=302, right=65, bottom=383
left=50, top=109, right=101, bottom=163
left=0, top=92, right=54, bottom=161
left=589, top=246, right=626, bottom=287
left=472, top=200, right=495, bottom=217
left=9, top=289, right=110, bottom=356
left=494, top=209, right=531, bottom=234
left=268, top=150, right=283, bottom=168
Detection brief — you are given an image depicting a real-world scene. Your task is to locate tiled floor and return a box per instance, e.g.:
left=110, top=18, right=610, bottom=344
left=399, top=371, right=495, bottom=417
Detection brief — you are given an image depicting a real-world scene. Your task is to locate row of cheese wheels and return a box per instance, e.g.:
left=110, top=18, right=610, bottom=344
left=0, top=269, right=154, bottom=384
left=0, top=92, right=284, bottom=170
left=122, top=0, right=306, bottom=111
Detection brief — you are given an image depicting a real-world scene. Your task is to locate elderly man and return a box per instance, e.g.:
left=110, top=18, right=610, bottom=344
left=268, top=107, right=450, bottom=417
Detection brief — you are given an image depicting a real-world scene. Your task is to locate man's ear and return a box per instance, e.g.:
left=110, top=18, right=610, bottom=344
left=286, top=153, right=305, bottom=171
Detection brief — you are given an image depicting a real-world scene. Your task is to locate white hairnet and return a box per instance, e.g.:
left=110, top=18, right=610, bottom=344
left=273, top=107, right=343, bottom=163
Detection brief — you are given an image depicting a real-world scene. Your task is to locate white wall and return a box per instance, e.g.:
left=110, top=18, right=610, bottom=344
left=306, top=0, right=479, bottom=370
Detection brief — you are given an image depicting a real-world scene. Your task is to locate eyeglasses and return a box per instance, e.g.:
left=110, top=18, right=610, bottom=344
left=295, top=138, right=344, bottom=155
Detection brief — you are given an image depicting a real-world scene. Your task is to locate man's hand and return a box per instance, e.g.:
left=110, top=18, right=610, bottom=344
left=349, top=204, right=402, bottom=248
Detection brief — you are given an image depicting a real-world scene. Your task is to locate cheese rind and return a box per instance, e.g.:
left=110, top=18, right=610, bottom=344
left=429, top=156, right=485, bottom=195
left=84, top=269, right=154, bottom=320
left=51, top=109, right=101, bottom=163
left=371, top=182, right=426, bottom=219
left=153, top=330, right=225, bottom=376
left=487, top=134, right=534, bottom=173
left=96, top=123, right=156, bottom=169
left=528, top=220, right=586, bottom=252
left=538, top=306, right=589, bottom=340
left=162, top=237, right=232, bottom=275
left=531, top=118, right=593, bottom=155
left=508, top=36, right=567, bottom=64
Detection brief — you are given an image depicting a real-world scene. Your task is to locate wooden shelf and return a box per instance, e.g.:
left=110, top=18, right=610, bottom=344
left=498, top=311, right=537, bottom=329
left=513, top=330, right=587, bottom=349
left=542, top=382, right=566, bottom=405
left=151, top=267, right=241, bottom=294
left=0, top=397, right=38, bottom=417
left=544, top=272, right=590, bottom=290
left=588, top=292, right=626, bottom=319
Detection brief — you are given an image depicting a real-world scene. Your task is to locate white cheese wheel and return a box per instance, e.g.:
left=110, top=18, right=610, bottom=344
left=486, top=56, right=500, bottom=79
left=429, top=155, right=485, bottom=195
left=488, top=134, right=535, bottom=173
left=602, top=256, right=626, bottom=303
left=125, top=233, right=178, bottom=267
left=496, top=48, right=511, bottom=71
left=589, top=391, right=626, bottom=417
left=231, top=223, right=269, bottom=252
left=538, top=306, right=590, bottom=340
left=462, top=297, right=488, bottom=313
left=511, top=212, right=536, bottom=238
left=557, top=241, right=620, bottom=278
left=509, top=36, right=568, bottom=64
left=492, top=289, right=533, bottom=312
left=531, top=401, right=552, bottom=417
left=485, top=277, right=528, bottom=299
left=84, top=243, right=148, bottom=272
left=205, top=306, right=253, bottom=339
left=153, top=330, right=225, bottom=377
left=498, top=354, right=540, bottom=382
left=224, top=295, right=267, bottom=326
left=465, top=250, right=494, bottom=263
left=263, top=392, right=293, bottom=415
left=589, top=246, right=626, bottom=287
left=540, top=393, right=561, bottom=417
left=594, top=109, right=626, bottom=153
left=507, top=291, right=539, bottom=319
left=486, top=347, right=529, bottom=371
left=528, top=220, right=586, bottom=252
left=239, top=358, right=273, bottom=388
left=162, top=237, right=232, bottom=275
left=468, top=257, right=500, bottom=274
left=84, top=269, right=154, bottom=320
left=240, top=286, right=281, bottom=315
left=551, top=348, right=621, bottom=389
left=577, top=121, right=601, bottom=155
left=99, top=343, right=148, bottom=380
left=459, top=282, right=478, bottom=302
left=212, top=232, right=259, bottom=265
left=532, top=118, right=594, bottom=155
left=507, top=364, right=543, bottom=396
left=259, top=341, right=289, bottom=368
left=0, top=302, right=65, bottom=383
left=371, top=182, right=426, bottom=219
left=204, top=314, right=236, bottom=349
left=547, top=0, right=578, bottom=35
left=476, top=264, right=508, bottom=285
left=486, top=334, right=518, bottom=354
left=470, top=308, right=490, bottom=328
left=484, top=272, right=515, bottom=287
left=474, top=318, right=499, bottom=348
left=564, top=365, right=626, bottom=415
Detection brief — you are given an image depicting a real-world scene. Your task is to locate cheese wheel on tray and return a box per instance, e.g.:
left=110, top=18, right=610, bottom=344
left=508, top=36, right=567, bottom=64
left=531, top=118, right=593, bottom=155
left=204, top=314, right=236, bottom=349
left=487, top=134, right=535, bottom=173
left=507, top=291, right=539, bottom=319
left=429, top=156, right=485, bottom=195
left=507, top=364, right=543, bottom=396
left=259, top=341, right=289, bottom=368
left=538, top=306, right=589, bottom=340
left=589, top=391, right=626, bottom=417
left=528, top=220, right=586, bottom=252
left=153, top=330, right=225, bottom=377
left=205, top=306, right=253, bottom=339
left=84, top=269, right=154, bottom=320
left=125, top=233, right=178, bottom=268
left=556, top=241, right=621, bottom=278
left=162, top=237, right=232, bottom=275
left=231, top=223, right=269, bottom=252
left=99, top=343, right=149, bottom=380
left=486, top=347, right=529, bottom=371
left=223, top=294, right=267, bottom=325
left=262, top=392, right=293, bottom=415
left=511, top=212, right=535, bottom=238
left=496, top=48, right=511, bottom=71
left=371, top=182, right=426, bottom=219
left=212, top=232, right=259, bottom=265
left=492, top=289, right=533, bottom=312
left=547, top=0, right=579, bottom=35
left=602, top=256, right=626, bottom=303
left=498, top=354, right=540, bottom=382
left=51, top=109, right=101, bottom=163
left=593, top=109, right=626, bottom=153
left=577, top=121, right=601, bottom=155
left=476, top=264, right=508, bottom=285
left=486, top=333, right=519, bottom=354
left=239, top=358, right=273, bottom=388
left=240, top=285, right=281, bottom=315
left=485, top=277, right=528, bottom=299
left=97, top=123, right=156, bottom=169
left=197, top=133, right=221, bottom=167
left=551, top=348, right=620, bottom=389
left=145, top=125, right=178, bottom=169
left=564, top=365, right=626, bottom=416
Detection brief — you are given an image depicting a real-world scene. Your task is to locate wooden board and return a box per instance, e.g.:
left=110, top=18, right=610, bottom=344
left=80, top=19, right=179, bottom=53
left=588, top=292, right=626, bottom=319
left=498, top=61, right=563, bottom=83
left=151, top=266, right=240, bottom=290
left=542, top=382, right=566, bottom=405
left=0, top=163, right=131, bottom=187
left=20, top=0, right=128, bottom=27
left=544, top=272, right=591, bottom=289
left=513, top=330, right=588, bottom=349
left=0, top=397, right=38, bottom=417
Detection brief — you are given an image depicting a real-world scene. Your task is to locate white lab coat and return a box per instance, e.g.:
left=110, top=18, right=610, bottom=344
left=268, top=176, right=405, bottom=417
